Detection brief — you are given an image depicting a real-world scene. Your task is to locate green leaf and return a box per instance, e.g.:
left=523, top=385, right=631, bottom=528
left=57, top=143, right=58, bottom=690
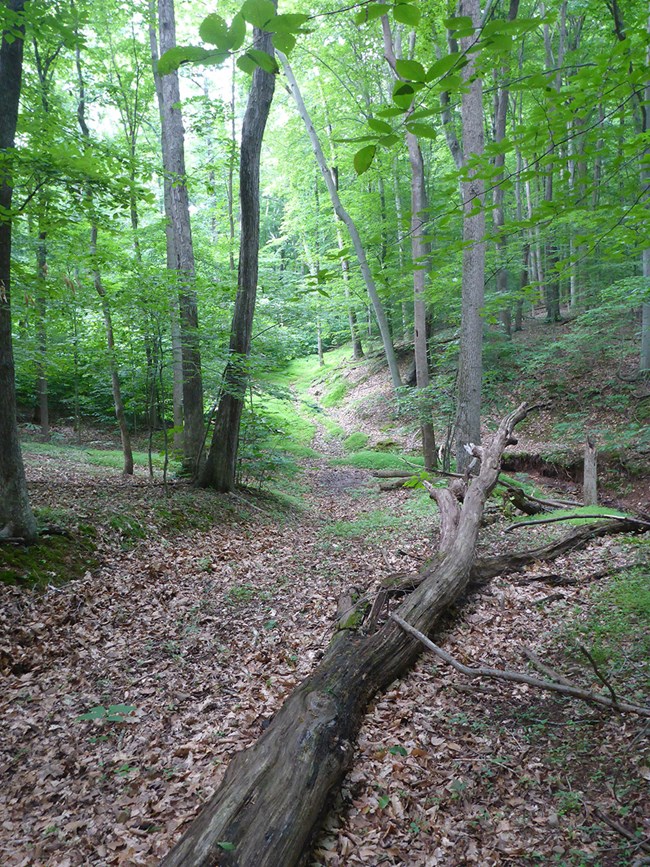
left=395, top=58, right=425, bottom=82
left=353, top=144, right=377, bottom=175
left=237, top=55, right=257, bottom=74
left=377, top=106, right=407, bottom=117
left=199, top=13, right=229, bottom=47
left=392, top=3, right=420, bottom=26
left=378, top=794, right=390, bottom=808
left=217, top=842, right=236, bottom=851
left=227, top=13, right=247, bottom=50
left=240, top=0, right=276, bottom=28
left=245, top=48, right=279, bottom=74
left=444, top=15, right=473, bottom=30
left=157, top=46, right=213, bottom=74
left=267, top=13, right=309, bottom=34
left=405, top=121, right=436, bottom=139
left=425, top=52, right=461, bottom=82
left=107, top=704, right=136, bottom=714
left=392, top=80, right=415, bottom=109
left=354, top=3, right=387, bottom=25
left=272, top=32, right=296, bottom=54
left=368, top=118, right=393, bottom=134
left=76, top=705, right=106, bottom=722
left=377, top=133, right=400, bottom=148
left=389, top=744, right=408, bottom=756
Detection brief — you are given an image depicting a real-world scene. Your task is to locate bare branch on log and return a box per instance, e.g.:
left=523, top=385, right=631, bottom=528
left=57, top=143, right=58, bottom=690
left=505, top=514, right=650, bottom=532
left=390, top=613, right=650, bottom=717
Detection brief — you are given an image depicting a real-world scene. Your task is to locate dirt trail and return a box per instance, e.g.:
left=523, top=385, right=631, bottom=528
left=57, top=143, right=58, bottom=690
left=1, top=405, right=647, bottom=866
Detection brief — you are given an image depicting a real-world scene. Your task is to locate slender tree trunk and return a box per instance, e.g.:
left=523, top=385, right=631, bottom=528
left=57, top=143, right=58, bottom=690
left=455, top=0, right=486, bottom=472
left=75, top=41, right=134, bottom=475
left=90, top=228, right=135, bottom=475
left=541, top=1, right=565, bottom=323
left=319, top=98, right=363, bottom=359
left=148, top=9, right=184, bottom=448
left=0, top=0, right=37, bottom=541
left=199, top=23, right=276, bottom=492
left=640, top=13, right=650, bottom=371
left=279, top=53, right=402, bottom=389
left=152, top=0, right=204, bottom=474
left=382, top=18, right=435, bottom=469
left=491, top=0, right=519, bottom=335
left=35, top=227, right=49, bottom=441
left=227, top=56, right=237, bottom=273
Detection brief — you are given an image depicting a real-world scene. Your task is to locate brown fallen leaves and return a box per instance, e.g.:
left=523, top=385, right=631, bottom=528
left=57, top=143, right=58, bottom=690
left=1, top=445, right=648, bottom=866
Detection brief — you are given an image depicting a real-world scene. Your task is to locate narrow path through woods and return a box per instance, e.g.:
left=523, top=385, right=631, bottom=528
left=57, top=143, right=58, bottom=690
left=1, top=393, right=647, bottom=866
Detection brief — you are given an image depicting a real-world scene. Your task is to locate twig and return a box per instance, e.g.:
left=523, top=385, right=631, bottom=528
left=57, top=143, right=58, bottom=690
left=390, top=614, right=650, bottom=718
left=505, top=514, right=650, bottom=532
left=576, top=641, right=620, bottom=708
left=592, top=806, right=650, bottom=853
left=522, top=647, right=574, bottom=687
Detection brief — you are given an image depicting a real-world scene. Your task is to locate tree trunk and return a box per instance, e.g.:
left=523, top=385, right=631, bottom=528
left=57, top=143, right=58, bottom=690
left=320, top=97, right=364, bottom=361
left=455, top=0, right=486, bottom=473
left=199, top=24, right=276, bottom=492
left=75, top=41, right=134, bottom=476
left=36, top=227, right=50, bottom=442
left=152, top=0, right=204, bottom=474
left=278, top=53, right=402, bottom=389
left=491, top=0, right=519, bottom=336
left=583, top=434, right=598, bottom=506
left=90, top=227, right=135, bottom=475
left=0, top=0, right=37, bottom=542
left=381, top=18, right=435, bottom=470
left=159, top=404, right=531, bottom=866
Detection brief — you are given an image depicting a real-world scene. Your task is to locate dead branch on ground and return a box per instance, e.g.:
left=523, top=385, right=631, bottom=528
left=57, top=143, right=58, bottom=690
left=391, top=613, right=650, bottom=718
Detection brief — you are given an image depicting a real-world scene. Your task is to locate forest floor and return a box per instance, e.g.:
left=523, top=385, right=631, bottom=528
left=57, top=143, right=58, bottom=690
left=2, top=347, right=650, bottom=866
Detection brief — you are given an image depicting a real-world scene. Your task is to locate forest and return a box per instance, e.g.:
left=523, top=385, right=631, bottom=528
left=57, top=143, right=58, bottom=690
left=1, top=0, right=649, bottom=864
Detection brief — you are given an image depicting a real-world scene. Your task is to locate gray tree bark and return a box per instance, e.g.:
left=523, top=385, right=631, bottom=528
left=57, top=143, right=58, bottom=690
left=199, top=23, right=276, bottom=492
left=455, top=0, right=486, bottom=472
left=381, top=18, right=436, bottom=469
left=0, top=0, right=37, bottom=541
left=279, top=53, right=402, bottom=389
left=152, top=0, right=204, bottom=474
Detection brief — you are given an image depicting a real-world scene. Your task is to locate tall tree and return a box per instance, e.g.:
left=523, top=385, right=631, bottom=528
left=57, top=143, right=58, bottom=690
left=279, top=52, right=402, bottom=389
left=199, top=20, right=277, bottom=492
left=381, top=18, right=436, bottom=470
left=0, top=0, right=37, bottom=540
left=455, top=0, right=486, bottom=472
left=152, top=0, right=204, bottom=475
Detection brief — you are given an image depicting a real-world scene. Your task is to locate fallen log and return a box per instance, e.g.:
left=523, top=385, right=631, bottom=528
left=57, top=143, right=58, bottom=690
left=159, top=405, right=531, bottom=866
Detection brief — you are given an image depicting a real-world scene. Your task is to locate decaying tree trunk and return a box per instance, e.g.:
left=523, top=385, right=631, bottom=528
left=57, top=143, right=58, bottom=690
left=160, top=404, right=530, bottom=866
left=583, top=434, right=598, bottom=505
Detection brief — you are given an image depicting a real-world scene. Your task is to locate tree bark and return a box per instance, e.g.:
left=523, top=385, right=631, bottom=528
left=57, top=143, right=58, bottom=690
left=455, top=0, right=486, bottom=472
left=199, top=24, right=276, bottom=493
left=35, top=226, right=49, bottom=442
left=0, top=0, right=38, bottom=541
left=159, top=404, right=530, bottom=866
left=491, top=0, right=519, bottom=336
left=90, top=227, right=135, bottom=475
left=583, top=434, right=598, bottom=506
left=153, top=0, right=204, bottom=475
left=381, top=18, right=436, bottom=471
left=278, top=53, right=402, bottom=389
left=75, top=40, right=134, bottom=476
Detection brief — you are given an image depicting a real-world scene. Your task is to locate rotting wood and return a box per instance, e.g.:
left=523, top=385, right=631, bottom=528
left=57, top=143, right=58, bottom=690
left=158, top=404, right=531, bottom=866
